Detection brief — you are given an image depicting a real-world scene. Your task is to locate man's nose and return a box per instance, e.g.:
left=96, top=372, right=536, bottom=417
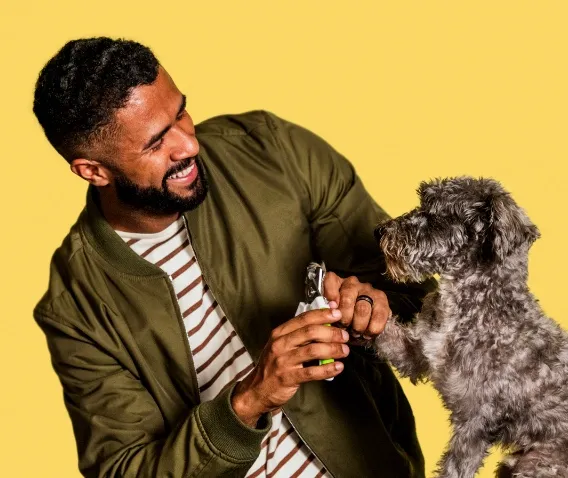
left=170, top=128, right=200, bottom=161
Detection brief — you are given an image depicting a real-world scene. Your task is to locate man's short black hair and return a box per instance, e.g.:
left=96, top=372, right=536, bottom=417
left=33, top=37, right=160, bottom=162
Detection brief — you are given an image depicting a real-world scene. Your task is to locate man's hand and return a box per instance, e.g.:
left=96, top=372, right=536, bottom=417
left=231, top=309, right=349, bottom=427
left=323, top=272, right=391, bottom=341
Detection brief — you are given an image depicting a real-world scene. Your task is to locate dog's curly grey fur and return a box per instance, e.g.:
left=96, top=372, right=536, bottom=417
left=373, top=177, right=568, bottom=478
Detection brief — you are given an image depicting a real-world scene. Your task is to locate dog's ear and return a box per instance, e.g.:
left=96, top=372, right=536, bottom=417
left=481, top=192, right=540, bottom=262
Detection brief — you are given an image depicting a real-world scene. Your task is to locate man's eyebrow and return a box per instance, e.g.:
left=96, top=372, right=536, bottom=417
left=177, top=95, right=187, bottom=117
left=142, top=94, right=187, bottom=151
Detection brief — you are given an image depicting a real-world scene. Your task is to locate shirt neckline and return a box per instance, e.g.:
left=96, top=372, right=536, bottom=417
left=115, top=216, right=185, bottom=242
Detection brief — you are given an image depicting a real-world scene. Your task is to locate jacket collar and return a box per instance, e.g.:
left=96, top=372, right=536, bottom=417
left=81, top=186, right=165, bottom=277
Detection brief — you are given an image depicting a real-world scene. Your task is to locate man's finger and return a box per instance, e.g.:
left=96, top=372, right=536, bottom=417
left=292, top=361, right=345, bottom=384
left=271, top=308, right=342, bottom=340
left=350, top=286, right=387, bottom=334
left=276, top=323, right=349, bottom=355
left=286, top=342, right=349, bottom=366
left=322, top=271, right=343, bottom=304
left=351, top=293, right=373, bottom=334
left=362, top=291, right=390, bottom=338
left=337, top=278, right=361, bottom=327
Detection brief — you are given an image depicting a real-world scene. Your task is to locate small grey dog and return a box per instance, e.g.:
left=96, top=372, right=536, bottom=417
left=373, top=177, right=568, bottom=478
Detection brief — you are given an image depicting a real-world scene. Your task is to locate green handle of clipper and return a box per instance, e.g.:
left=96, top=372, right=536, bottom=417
left=319, top=320, right=335, bottom=366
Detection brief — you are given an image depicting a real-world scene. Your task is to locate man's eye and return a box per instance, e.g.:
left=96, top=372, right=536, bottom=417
left=176, top=110, right=186, bottom=121
left=150, top=138, right=164, bottom=153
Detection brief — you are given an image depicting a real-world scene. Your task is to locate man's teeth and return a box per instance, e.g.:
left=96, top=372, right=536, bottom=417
left=169, top=163, right=195, bottom=179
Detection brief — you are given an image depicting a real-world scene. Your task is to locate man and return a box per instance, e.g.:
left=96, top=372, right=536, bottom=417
left=33, top=37, right=433, bottom=477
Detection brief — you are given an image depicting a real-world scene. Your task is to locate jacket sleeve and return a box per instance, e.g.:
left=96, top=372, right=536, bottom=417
left=34, top=309, right=270, bottom=478
left=264, top=111, right=436, bottom=322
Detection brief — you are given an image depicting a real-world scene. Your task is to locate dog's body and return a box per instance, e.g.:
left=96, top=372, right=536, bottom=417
left=374, top=177, right=568, bottom=478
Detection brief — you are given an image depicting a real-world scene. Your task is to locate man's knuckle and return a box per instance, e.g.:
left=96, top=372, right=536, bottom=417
left=343, top=281, right=358, bottom=291
left=353, top=323, right=366, bottom=333
left=274, top=355, right=286, bottom=369
left=377, top=290, right=387, bottom=300
left=303, top=367, right=317, bottom=380
left=318, top=309, right=331, bottom=319
left=306, top=344, right=319, bottom=358
left=292, top=313, right=304, bottom=326
left=333, top=328, right=345, bottom=341
left=341, top=297, right=354, bottom=307
left=334, top=344, right=345, bottom=355
left=275, top=371, right=287, bottom=384
left=305, top=325, right=319, bottom=338
left=367, top=323, right=382, bottom=335
left=269, top=340, right=281, bottom=355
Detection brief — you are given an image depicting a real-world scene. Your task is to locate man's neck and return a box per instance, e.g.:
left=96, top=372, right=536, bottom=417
left=98, top=189, right=180, bottom=234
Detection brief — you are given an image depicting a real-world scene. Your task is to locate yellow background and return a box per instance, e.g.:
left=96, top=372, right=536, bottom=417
left=2, top=1, right=567, bottom=477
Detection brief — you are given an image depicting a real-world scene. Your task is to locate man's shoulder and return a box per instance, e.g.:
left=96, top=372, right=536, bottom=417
left=195, top=110, right=284, bottom=138
left=34, top=213, right=90, bottom=323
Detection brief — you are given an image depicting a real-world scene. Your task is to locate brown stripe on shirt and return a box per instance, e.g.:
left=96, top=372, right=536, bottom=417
left=261, top=429, right=280, bottom=450
left=190, top=310, right=224, bottom=350
left=177, top=274, right=201, bottom=300
left=155, top=238, right=190, bottom=267
left=266, top=439, right=303, bottom=477
left=199, top=346, right=247, bottom=393
left=266, top=426, right=295, bottom=460
left=248, top=425, right=297, bottom=478
left=219, top=362, right=255, bottom=396
left=172, top=256, right=196, bottom=280
left=290, top=453, right=316, bottom=478
left=196, top=330, right=237, bottom=374
left=182, top=284, right=210, bottom=319
left=247, top=462, right=266, bottom=478
left=140, top=224, right=185, bottom=258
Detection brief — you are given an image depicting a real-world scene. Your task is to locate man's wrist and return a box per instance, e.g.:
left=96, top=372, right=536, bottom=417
left=197, top=383, right=271, bottom=462
left=230, top=381, right=266, bottom=428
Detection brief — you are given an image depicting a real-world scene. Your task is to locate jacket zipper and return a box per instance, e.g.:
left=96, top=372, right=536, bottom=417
left=181, top=214, right=334, bottom=477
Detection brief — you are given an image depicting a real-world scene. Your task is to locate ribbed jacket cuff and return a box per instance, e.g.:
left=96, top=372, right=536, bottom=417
left=197, top=383, right=271, bottom=462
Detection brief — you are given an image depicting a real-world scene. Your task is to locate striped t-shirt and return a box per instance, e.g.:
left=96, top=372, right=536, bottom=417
left=116, top=216, right=331, bottom=478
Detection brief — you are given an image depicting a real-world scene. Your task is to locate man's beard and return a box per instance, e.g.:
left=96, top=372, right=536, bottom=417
left=113, top=157, right=209, bottom=215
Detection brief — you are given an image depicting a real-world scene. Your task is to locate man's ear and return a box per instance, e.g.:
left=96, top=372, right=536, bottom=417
left=70, top=158, right=111, bottom=186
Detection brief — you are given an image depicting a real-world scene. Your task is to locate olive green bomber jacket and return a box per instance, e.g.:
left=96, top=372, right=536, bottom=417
left=34, top=111, right=434, bottom=477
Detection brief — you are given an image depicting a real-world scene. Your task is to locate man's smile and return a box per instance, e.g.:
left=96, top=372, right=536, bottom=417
left=166, top=158, right=198, bottom=187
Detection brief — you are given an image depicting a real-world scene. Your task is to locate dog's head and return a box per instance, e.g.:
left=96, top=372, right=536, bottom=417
left=375, top=176, right=540, bottom=282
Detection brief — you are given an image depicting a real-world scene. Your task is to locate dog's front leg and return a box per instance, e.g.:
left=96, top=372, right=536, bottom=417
left=374, top=290, right=439, bottom=383
left=374, top=318, right=429, bottom=384
left=435, top=424, right=491, bottom=478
